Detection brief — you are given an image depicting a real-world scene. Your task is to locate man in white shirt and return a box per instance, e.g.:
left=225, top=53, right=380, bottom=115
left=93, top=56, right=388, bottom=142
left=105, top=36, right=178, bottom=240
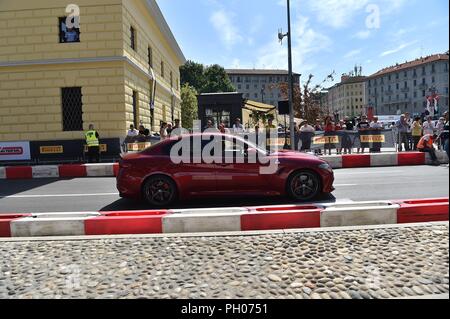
left=422, top=116, right=435, bottom=136
left=127, top=124, right=139, bottom=137
left=232, top=118, right=245, bottom=134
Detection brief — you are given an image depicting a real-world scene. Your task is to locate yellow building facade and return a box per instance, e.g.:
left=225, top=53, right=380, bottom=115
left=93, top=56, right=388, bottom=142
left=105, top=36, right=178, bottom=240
left=0, top=0, right=185, bottom=143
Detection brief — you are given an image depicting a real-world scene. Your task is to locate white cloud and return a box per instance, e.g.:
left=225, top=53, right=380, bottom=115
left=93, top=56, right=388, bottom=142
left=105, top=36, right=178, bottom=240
left=256, top=16, right=332, bottom=73
left=380, top=41, right=419, bottom=57
left=307, top=0, right=370, bottom=29
left=344, top=49, right=362, bottom=59
left=210, top=10, right=243, bottom=50
left=354, top=30, right=371, bottom=39
left=307, top=0, right=409, bottom=29
left=391, top=27, right=416, bottom=40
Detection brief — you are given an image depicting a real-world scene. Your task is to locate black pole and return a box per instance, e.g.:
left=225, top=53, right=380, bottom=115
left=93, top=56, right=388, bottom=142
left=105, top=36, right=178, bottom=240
left=287, top=0, right=295, bottom=150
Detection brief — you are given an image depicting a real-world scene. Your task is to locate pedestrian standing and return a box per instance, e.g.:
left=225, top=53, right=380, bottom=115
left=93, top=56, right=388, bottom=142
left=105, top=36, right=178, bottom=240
left=357, top=115, right=370, bottom=154
left=435, top=117, right=445, bottom=150
left=405, top=112, right=413, bottom=150
left=411, top=116, right=423, bottom=151
left=422, top=116, right=436, bottom=136
left=369, top=116, right=383, bottom=153
left=323, top=116, right=335, bottom=156
left=396, top=115, right=410, bottom=152
left=123, top=124, right=139, bottom=152
left=299, top=121, right=315, bottom=152
left=233, top=118, right=245, bottom=134
left=166, top=122, right=173, bottom=137
left=160, top=122, right=168, bottom=140
left=314, top=119, right=323, bottom=131
left=85, top=124, right=100, bottom=163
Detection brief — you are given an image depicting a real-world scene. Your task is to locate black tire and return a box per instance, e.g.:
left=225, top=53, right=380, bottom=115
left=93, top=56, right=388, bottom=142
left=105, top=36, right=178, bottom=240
left=287, top=170, right=321, bottom=201
left=142, top=175, right=178, bottom=207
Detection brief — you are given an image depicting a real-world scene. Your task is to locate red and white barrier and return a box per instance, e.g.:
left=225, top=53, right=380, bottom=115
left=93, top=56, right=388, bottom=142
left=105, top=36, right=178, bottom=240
left=320, top=151, right=448, bottom=169
left=0, top=152, right=447, bottom=180
left=1, top=198, right=447, bottom=238
left=85, top=210, right=168, bottom=235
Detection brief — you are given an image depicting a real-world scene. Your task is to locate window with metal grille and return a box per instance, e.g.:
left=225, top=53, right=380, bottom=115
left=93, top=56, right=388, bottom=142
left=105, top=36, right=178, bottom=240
left=61, top=87, right=83, bottom=131
left=161, top=60, right=164, bottom=78
left=132, top=91, right=138, bottom=127
left=59, top=17, right=80, bottom=43
left=130, top=26, right=136, bottom=51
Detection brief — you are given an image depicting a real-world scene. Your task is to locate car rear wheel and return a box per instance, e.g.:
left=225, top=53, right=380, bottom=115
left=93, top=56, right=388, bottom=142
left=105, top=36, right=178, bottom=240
left=142, top=175, right=177, bottom=207
left=287, top=170, right=321, bottom=201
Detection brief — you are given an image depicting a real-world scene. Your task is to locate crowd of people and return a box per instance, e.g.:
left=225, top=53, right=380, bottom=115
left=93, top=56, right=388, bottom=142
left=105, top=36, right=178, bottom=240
left=116, top=110, right=449, bottom=165
left=392, top=111, right=449, bottom=165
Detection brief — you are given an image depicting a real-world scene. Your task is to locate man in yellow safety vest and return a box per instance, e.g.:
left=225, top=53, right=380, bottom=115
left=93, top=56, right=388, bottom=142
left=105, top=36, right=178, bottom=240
left=85, top=124, right=100, bottom=163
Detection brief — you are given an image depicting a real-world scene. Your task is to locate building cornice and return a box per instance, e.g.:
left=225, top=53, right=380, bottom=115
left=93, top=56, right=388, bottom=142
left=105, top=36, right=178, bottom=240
left=144, top=0, right=186, bottom=64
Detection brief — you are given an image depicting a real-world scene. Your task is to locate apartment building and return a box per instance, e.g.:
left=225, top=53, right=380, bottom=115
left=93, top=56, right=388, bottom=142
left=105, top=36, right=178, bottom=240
left=366, top=53, right=449, bottom=116
left=0, top=0, right=185, bottom=147
left=325, top=75, right=367, bottom=118
left=226, top=69, right=301, bottom=107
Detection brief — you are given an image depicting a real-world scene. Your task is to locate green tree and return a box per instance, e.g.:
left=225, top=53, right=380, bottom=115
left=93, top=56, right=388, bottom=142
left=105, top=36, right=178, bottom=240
left=202, top=64, right=235, bottom=93
left=180, top=60, right=206, bottom=93
left=180, top=61, right=234, bottom=94
left=180, top=83, right=198, bottom=129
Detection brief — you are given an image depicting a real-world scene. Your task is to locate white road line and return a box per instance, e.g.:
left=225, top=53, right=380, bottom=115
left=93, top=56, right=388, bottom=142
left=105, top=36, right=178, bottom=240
left=334, top=184, right=358, bottom=187
left=334, top=170, right=404, bottom=175
left=0, top=193, right=119, bottom=199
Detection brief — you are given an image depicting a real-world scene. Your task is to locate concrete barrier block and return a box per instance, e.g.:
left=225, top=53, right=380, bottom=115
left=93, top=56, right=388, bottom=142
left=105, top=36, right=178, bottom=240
left=320, top=155, right=343, bottom=169
left=0, top=167, right=5, bottom=179
left=162, top=213, right=241, bottom=233
left=10, top=212, right=99, bottom=237
left=321, top=203, right=399, bottom=227
left=370, top=153, right=398, bottom=167
left=32, top=166, right=59, bottom=178
left=85, top=164, right=114, bottom=177
left=425, top=151, right=449, bottom=165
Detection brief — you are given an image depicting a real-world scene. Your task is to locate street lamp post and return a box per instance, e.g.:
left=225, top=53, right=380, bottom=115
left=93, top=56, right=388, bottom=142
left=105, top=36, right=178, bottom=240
left=278, top=0, right=296, bottom=150
left=286, top=0, right=295, bottom=150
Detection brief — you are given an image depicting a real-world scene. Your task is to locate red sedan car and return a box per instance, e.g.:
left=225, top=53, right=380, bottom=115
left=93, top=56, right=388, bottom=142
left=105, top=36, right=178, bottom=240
left=117, top=133, right=334, bottom=207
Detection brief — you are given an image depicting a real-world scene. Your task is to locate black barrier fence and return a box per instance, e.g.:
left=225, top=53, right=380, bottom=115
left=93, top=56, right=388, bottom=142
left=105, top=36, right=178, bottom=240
left=30, top=138, right=121, bottom=163
left=278, top=129, right=397, bottom=152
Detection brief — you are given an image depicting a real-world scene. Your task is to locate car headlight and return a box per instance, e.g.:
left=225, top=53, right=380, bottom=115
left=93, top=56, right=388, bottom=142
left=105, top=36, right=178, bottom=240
left=318, top=163, right=332, bottom=172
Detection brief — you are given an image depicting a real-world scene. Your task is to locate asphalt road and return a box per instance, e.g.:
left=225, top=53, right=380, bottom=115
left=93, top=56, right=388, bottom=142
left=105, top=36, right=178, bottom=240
left=0, top=165, right=448, bottom=213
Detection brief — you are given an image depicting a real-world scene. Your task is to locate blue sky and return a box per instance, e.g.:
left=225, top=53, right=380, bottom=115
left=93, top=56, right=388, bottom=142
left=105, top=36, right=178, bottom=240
left=158, top=0, right=449, bottom=87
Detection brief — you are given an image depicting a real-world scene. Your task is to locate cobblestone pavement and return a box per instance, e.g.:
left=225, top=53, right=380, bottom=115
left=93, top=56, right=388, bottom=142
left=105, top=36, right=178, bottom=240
left=0, top=223, right=448, bottom=299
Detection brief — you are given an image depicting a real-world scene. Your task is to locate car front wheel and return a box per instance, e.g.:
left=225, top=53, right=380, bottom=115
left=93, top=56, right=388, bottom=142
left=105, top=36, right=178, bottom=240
left=287, top=170, right=321, bottom=201
left=142, top=175, right=177, bottom=207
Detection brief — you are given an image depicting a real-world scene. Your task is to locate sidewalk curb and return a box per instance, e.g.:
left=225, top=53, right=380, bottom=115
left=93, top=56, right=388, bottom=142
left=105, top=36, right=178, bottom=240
left=1, top=198, right=448, bottom=238
left=0, top=221, right=447, bottom=242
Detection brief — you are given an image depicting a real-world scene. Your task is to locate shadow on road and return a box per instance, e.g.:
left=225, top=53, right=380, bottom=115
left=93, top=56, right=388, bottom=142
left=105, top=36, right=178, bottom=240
left=100, top=193, right=337, bottom=211
left=0, top=179, right=65, bottom=197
